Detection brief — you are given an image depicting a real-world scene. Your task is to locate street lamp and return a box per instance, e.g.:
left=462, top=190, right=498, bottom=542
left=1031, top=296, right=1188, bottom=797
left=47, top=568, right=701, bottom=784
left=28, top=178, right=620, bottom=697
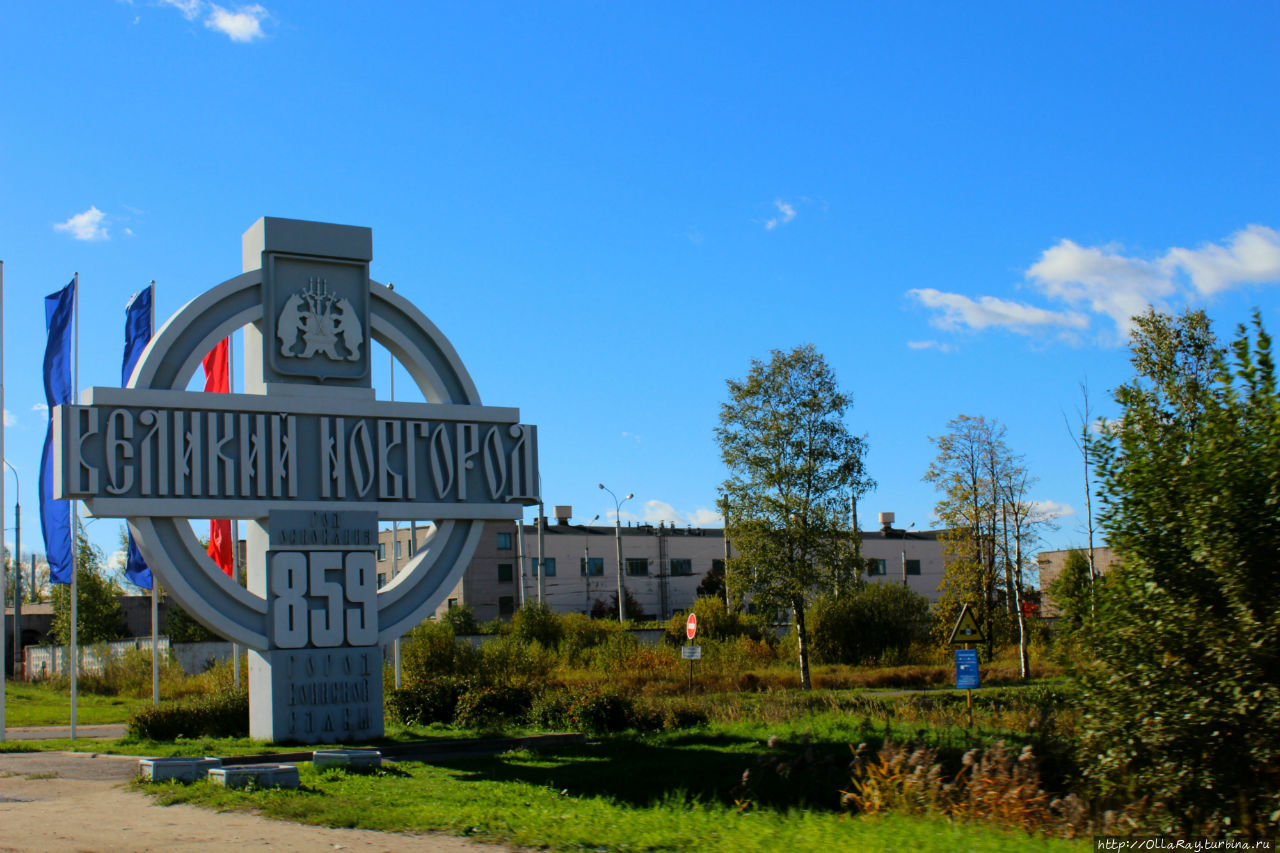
left=4, top=460, right=19, bottom=673
left=583, top=514, right=599, bottom=614
left=598, top=484, right=634, bottom=621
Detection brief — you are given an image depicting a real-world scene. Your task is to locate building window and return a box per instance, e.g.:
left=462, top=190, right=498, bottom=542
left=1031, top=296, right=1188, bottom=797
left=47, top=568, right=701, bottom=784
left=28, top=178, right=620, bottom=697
left=498, top=596, right=515, bottom=616
left=532, top=558, right=556, bottom=577
left=377, top=573, right=387, bottom=588
left=625, top=558, right=649, bottom=576
left=498, top=563, right=514, bottom=583
left=447, top=598, right=458, bottom=610
left=670, top=558, right=692, bottom=576
left=377, top=543, right=386, bottom=561
left=394, top=540, right=402, bottom=560
left=868, top=558, right=887, bottom=576
left=905, top=559, right=921, bottom=576
left=581, top=557, right=604, bottom=576
left=496, top=532, right=512, bottom=550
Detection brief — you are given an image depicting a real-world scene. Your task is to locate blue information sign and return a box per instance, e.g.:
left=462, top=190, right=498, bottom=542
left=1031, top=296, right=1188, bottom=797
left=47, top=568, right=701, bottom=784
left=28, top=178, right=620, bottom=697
left=955, top=649, right=980, bottom=690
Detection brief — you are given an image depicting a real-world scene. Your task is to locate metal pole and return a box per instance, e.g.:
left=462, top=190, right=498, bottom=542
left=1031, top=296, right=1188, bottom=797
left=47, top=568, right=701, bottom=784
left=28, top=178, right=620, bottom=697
left=5, top=460, right=21, bottom=681
left=515, top=518, right=525, bottom=608
left=1, top=259, right=6, bottom=740
left=229, top=329, right=240, bottom=688
left=536, top=497, right=545, bottom=603
left=597, top=485, right=632, bottom=621
left=70, top=272, right=78, bottom=740
left=388, top=337, right=401, bottom=689
left=149, top=287, right=159, bottom=706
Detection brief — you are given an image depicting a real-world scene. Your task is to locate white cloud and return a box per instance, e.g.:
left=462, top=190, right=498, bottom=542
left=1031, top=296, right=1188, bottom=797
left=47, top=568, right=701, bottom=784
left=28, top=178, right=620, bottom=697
left=620, top=431, right=642, bottom=443
left=616, top=500, right=723, bottom=527
left=108, top=550, right=128, bottom=570
left=1163, top=224, right=1280, bottom=297
left=908, top=288, right=1089, bottom=334
left=205, top=3, right=267, bottom=41
left=54, top=206, right=108, bottom=241
left=1026, top=239, right=1176, bottom=336
left=1032, top=500, right=1075, bottom=521
left=3, top=410, right=14, bottom=427
left=159, top=0, right=202, bottom=19
left=764, top=199, right=797, bottom=231
left=31, top=403, right=48, bottom=412
left=907, top=339, right=955, bottom=353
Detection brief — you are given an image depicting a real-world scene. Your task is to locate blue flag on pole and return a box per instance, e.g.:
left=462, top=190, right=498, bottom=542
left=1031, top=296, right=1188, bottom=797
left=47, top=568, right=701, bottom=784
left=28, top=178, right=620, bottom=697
left=40, top=280, right=75, bottom=584
left=122, top=285, right=153, bottom=589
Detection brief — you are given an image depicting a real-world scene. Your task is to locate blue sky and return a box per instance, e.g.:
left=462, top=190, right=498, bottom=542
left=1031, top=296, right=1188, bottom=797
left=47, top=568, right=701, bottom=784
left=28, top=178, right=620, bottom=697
left=3, top=2, right=1279, bottom=580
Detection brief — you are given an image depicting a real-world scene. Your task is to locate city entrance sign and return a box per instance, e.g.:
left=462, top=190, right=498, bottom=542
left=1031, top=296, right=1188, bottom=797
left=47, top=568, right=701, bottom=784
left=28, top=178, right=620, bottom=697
left=53, top=217, right=539, bottom=742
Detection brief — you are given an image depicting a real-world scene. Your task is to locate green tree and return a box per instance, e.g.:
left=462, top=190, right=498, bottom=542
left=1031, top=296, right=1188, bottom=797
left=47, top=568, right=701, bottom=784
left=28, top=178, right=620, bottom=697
left=1085, top=309, right=1280, bottom=835
left=716, top=344, right=873, bottom=689
left=1047, top=549, right=1092, bottom=632
left=50, top=531, right=126, bottom=645
left=809, top=583, right=930, bottom=666
left=924, top=415, right=1010, bottom=657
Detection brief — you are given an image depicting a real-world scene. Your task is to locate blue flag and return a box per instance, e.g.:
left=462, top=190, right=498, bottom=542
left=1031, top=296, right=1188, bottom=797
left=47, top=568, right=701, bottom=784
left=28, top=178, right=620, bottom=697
left=122, top=285, right=153, bottom=589
left=40, top=280, right=75, bottom=584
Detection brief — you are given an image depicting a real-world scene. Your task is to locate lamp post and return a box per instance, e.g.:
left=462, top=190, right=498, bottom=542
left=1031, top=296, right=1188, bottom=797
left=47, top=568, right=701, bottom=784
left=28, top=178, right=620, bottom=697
left=4, top=460, right=18, bottom=675
left=583, top=514, right=599, bottom=614
left=598, top=484, right=633, bottom=622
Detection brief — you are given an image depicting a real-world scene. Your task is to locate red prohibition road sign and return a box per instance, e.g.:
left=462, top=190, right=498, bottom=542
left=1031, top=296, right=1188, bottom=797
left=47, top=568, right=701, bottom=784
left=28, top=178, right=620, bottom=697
left=686, top=613, right=698, bottom=640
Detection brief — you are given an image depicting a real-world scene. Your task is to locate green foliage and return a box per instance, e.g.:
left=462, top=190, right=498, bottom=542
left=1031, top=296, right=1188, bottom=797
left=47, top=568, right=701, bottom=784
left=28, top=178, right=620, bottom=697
left=399, top=619, right=481, bottom=681
left=126, top=688, right=249, bottom=740
left=1086, top=309, right=1280, bottom=836
left=663, top=595, right=774, bottom=645
left=387, top=677, right=470, bottom=726
left=453, top=683, right=537, bottom=729
left=50, top=534, right=126, bottom=645
left=477, top=634, right=557, bottom=684
left=809, top=584, right=930, bottom=666
left=439, top=605, right=479, bottom=635
left=716, top=344, right=874, bottom=688
left=164, top=597, right=220, bottom=643
left=559, top=612, right=626, bottom=664
left=1047, top=550, right=1092, bottom=634
left=510, top=601, right=564, bottom=647
left=563, top=687, right=636, bottom=733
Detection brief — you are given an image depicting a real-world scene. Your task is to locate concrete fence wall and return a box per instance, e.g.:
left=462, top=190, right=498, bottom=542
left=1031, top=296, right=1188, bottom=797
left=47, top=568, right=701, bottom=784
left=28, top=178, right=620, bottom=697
left=23, top=638, right=236, bottom=679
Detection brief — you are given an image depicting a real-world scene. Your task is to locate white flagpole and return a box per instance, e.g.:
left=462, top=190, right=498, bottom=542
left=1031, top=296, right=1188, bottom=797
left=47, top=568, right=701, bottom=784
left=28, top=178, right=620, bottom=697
left=70, top=272, right=78, bottom=740
left=148, top=283, right=159, bottom=707
left=229, top=331, right=240, bottom=689
left=1, top=259, right=7, bottom=743
left=389, top=339, right=401, bottom=689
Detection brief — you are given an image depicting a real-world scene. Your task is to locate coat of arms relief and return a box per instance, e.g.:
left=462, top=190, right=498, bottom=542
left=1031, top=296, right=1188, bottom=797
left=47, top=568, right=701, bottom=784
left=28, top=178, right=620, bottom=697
left=275, top=277, right=363, bottom=361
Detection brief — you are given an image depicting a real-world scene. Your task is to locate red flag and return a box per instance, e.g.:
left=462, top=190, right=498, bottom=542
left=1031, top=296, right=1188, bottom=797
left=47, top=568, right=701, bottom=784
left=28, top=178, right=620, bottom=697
left=203, top=339, right=233, bottom=575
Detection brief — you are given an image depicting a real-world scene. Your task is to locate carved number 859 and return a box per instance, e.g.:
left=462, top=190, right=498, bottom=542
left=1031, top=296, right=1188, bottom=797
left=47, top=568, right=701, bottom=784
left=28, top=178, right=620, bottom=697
left=271, top=552, right=377, bottom=648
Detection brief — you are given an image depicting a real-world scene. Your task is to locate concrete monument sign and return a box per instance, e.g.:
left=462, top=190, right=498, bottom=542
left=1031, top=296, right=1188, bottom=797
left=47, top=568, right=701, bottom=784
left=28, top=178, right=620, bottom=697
left=53, top=217, right=539, bottom=742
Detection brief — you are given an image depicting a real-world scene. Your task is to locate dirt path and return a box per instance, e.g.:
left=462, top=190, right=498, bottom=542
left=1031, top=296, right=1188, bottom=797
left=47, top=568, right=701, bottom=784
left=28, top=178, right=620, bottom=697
left=0, top=751, right=511, bottom=853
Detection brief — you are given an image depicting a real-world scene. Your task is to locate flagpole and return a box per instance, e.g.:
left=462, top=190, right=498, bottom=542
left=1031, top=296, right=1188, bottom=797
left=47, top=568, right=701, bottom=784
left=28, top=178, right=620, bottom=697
left=70, top=272, right=78, bottom=740
left=1, top=259, right=7, bottom=743
left=148, top=283, right=159, bottom=708
left=389, top=338, right=401, bottom=690
left=230, top=329, right=240, bottom=689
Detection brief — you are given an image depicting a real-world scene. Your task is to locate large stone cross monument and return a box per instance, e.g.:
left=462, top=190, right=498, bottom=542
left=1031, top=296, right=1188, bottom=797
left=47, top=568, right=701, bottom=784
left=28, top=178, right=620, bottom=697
left=53, top=217, right=539, bottom=742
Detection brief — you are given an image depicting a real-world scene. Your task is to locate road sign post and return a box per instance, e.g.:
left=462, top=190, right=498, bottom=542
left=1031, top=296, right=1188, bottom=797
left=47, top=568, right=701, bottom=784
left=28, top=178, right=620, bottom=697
left=948, top=604, right=985, bottom=728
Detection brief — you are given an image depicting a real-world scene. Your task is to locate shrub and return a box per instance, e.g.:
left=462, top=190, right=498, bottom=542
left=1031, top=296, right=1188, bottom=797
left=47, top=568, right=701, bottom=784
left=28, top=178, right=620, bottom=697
left=559, top=613, right=624, bottom=664
left=399, top=619, right=480, bottom=681
left=528, top=690, right=572, bottom=729
left=564, top=687, right=635, bottom=733
left=478, top=635, right=557, bottom=684
left=453, top=683, right=537, bottom=729
left=664, top=596, right=773, bottom=644
left=808, top=585, right=930, bottom=666
left=510, top=602, right=563, bottom=648
left=439, top=605, right=479, bottom=636
left=126, top=688, right=248, bottom=741
left=386, top=677, right=469, bottom=726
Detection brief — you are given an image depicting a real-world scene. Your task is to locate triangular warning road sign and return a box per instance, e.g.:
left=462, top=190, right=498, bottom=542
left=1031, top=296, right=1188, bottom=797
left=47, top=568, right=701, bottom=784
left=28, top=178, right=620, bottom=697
left=948, top=604, right=985, bottom=645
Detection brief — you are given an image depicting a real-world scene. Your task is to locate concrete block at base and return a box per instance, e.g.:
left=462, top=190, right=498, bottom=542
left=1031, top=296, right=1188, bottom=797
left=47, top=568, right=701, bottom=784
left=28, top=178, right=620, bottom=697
left=313, top=748, right=382, bottom=772
left=208, top=764, right=301, bottom=789
left=139, top=757, right=223, bottom=783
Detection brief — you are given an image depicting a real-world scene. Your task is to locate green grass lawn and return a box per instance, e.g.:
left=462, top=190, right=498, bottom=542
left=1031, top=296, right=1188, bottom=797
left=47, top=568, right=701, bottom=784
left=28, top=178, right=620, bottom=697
left=2, top=680, right=148, bottom=727
left=143, top=751, right=1086, bottom=853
